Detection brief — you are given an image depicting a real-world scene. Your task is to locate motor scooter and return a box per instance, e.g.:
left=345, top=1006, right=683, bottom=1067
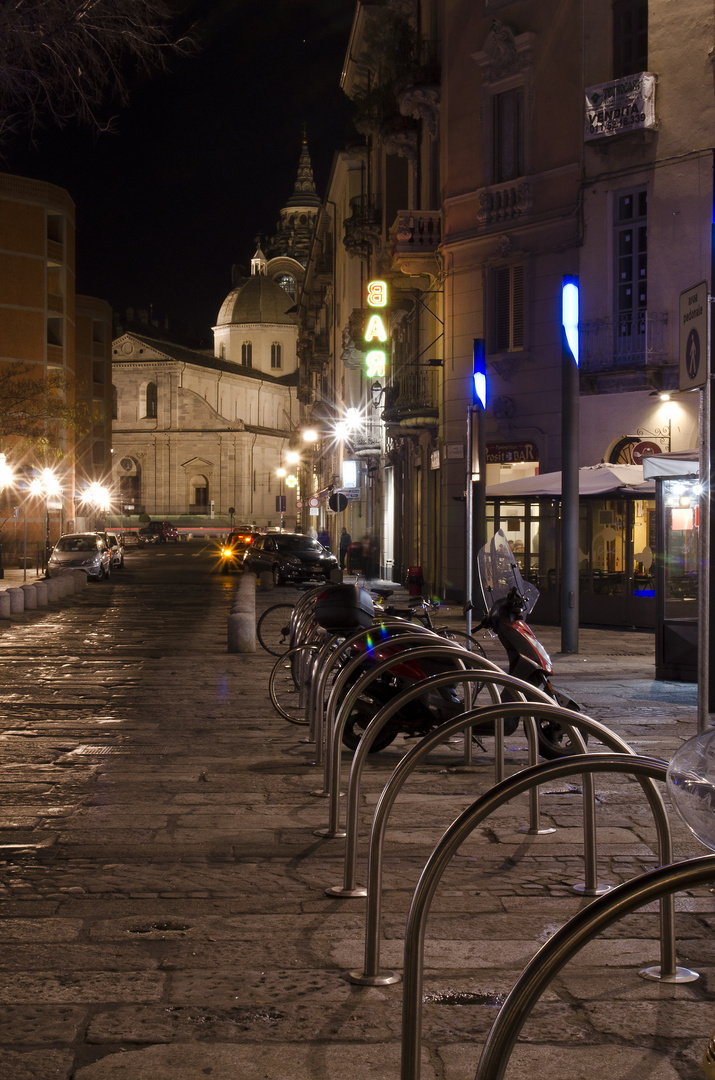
left=472, top=530, right=584, bottom=759
left=313, top=584, right=470, bottom=753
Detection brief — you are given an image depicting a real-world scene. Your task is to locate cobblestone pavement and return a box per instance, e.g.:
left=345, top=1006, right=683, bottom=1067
left=0, top=546, right=712, bottom=1080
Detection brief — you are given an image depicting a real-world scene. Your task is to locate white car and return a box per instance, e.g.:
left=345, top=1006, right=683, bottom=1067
left=47, top=533, right=112, bottom=580
left=105, top=533, right=125, bottom=569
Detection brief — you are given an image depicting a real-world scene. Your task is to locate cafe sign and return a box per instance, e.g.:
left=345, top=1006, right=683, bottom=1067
left=585, top=72, right=656, bottom=141
left=365, top=280, right=388, bottom=378
left=487, top=441, right=538, bottom=465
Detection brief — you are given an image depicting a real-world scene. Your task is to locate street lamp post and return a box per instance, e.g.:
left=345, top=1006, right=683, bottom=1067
left=29, top=468, right=61, bottom=571
left=276, top=467, right=286, bottom=531
left=0, top=453, right=15, bottom=579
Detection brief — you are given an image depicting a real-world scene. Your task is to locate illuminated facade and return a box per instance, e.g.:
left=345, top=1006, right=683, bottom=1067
left=110, top=265, right=301, bottom=526
left=296, top=0, right=709, bottom=614
left=0, top=172, right=113, bottom=550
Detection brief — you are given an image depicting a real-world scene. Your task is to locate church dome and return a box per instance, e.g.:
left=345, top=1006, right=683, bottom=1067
left=216, top=274, right=297, bottom=327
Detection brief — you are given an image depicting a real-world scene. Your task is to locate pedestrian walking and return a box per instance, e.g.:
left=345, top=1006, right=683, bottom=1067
left=339, top=527, right=351, bottom=569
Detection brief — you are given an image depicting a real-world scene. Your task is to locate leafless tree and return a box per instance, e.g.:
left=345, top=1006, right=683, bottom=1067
left=0, top=362, right=89, bottom=457
left=0, top=0, right=191, bottom=140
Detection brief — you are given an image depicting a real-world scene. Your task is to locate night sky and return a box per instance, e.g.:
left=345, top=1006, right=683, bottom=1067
left=1, top=0, right=357, bottom=346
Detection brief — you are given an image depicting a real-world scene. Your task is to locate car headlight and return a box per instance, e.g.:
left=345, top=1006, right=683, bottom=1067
left=284, top=555, right=301, bottom=566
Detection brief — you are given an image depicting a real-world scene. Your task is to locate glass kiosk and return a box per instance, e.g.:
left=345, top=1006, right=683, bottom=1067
left=644, top=453, right=699, bottom=682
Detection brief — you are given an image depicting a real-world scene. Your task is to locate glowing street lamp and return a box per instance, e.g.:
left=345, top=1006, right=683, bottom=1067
left=29, top=468, right=61, bottom=567
left=0, top=453, right=14, bottom=579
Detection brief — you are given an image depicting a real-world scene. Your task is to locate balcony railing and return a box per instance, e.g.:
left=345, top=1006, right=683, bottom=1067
left=391, top=211, right=441, bottom=257
left=383, top=368, right=439, bottom=428
left=351, top=421, right=382, bottom=458
left=580, top=311, right=669, bottom=374
left=477, top=179, right=532, bottom=226
left=343, top=195, right=381, bottom=257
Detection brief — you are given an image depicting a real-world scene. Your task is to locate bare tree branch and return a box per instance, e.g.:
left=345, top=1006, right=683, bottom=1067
left=0, top=361, right=90, bottom=455
left=0, top=0, right=192, bottom=141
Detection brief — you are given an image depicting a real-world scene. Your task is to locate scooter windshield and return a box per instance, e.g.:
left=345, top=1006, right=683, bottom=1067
left=477, top=529, right=540, bottom=616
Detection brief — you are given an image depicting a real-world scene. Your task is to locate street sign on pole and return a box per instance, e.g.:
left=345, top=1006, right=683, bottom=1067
left=679, top=281, right=708, bottom=391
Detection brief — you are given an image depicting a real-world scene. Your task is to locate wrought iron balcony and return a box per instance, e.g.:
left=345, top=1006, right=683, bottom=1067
left=580, top=311, right=669, bottom=374
left=383, top=368, right=439, bottom=430
left=351, top=421, right=382, bottom=458
left=343, top=195, right=381, bottom=257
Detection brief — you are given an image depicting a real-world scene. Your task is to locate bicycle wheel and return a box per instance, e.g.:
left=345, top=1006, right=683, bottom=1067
left=269, top=643, right=318, bottom=724
left=257, top=603, right=296, bottom=656
left=439, top=628, right=487, bottom=657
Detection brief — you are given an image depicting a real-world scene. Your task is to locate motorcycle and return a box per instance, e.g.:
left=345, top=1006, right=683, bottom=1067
left=472, top=530, right=584, bottom=759
left=313, top=584, right=471, bottom=753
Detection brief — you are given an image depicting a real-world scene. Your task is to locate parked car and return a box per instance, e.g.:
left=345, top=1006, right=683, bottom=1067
left=105, top=533, right=125, bottom=569
left=242, top=532, right=339, bottom=585
left=47, top=532, right=112, bottom=581
left=138, top=521, right=179, bottom=544
left=219, top=527, right=261, bottom=573
left=121, top=532, right=141, bottom=549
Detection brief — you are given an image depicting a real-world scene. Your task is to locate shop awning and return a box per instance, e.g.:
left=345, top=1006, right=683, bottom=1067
left=642, top=449, right=699, bottom=479
left=486, top=462, right=645, bottom=498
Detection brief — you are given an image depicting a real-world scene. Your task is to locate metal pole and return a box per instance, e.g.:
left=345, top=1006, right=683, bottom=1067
left=699, top=359, right=710, bottom=731
left=561, top=320, right=580, bottom=653
left=465, top=405, right=474, bottom=638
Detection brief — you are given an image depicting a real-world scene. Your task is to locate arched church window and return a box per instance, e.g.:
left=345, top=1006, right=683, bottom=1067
left=271, top=343, right=282, bottom=370
left=275, top=274, right=296, bottom=299
left=146, top=382, right=157, bottom=419
left=220, top=343, right=226, bottom=359
left=111, top=384, right=117, bottom=420
left=242, top=341, right=252, bottom=368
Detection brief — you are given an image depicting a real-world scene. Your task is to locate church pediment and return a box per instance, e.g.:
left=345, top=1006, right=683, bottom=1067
left=181, top=456, right=215, bottom=471
left=112, top=334, right=176, bottom=362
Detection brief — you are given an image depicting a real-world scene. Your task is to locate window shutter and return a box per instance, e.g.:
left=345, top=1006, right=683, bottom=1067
left=494, top=267, right=511, bottom=352
left=511, top=265, right=524, bottom=349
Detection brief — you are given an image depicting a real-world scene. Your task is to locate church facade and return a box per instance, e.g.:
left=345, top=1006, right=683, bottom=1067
left=110, top=138, right=320, bottom=529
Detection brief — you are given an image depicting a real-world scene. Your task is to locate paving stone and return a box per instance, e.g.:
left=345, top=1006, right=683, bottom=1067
left=0, top=1004, right=85, bottom=1042
left=73, top=1041, right=440, bottom=1079
left=0, top=1049, right=74, bottom=1079
left=440, top=1043, right=686, bottom=1079
left=0, top=971, right=166, bottom=1003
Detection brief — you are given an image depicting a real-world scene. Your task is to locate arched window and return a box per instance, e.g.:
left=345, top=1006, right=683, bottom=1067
left=111, top=384, right=117, bottom=420
left=271, top=342, right=282, bottom=369
left=220, top=343, right=226, bottom=359
left=146, top=382, right=157, bottom=419
left=275, top=273, right=296, bottom=298
left=241, top=341, right=252, bottom=368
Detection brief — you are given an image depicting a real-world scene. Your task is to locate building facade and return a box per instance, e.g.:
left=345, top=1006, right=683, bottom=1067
left=296, top=0, right=709, bottom=614
left=0, top=172, right=113, bottom=552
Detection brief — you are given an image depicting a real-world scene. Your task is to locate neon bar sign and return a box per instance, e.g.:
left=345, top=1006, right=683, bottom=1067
left=365, top=280, right=387, bottom=377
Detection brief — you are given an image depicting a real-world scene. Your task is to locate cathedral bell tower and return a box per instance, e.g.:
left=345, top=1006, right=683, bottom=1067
left=267, top=129, right=321, bottom=266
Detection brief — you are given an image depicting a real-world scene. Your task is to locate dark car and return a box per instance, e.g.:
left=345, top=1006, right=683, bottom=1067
left=138, top=521, right=179, bottom=544
left=219, top=527, right=261, bottom=573
left=242, top=532, right=339, bottom=585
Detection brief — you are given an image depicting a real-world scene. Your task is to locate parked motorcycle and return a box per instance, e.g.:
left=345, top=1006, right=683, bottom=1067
left=314, top=584, right=471, bottom=753
left=473, top=530, right=584, bottom=759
